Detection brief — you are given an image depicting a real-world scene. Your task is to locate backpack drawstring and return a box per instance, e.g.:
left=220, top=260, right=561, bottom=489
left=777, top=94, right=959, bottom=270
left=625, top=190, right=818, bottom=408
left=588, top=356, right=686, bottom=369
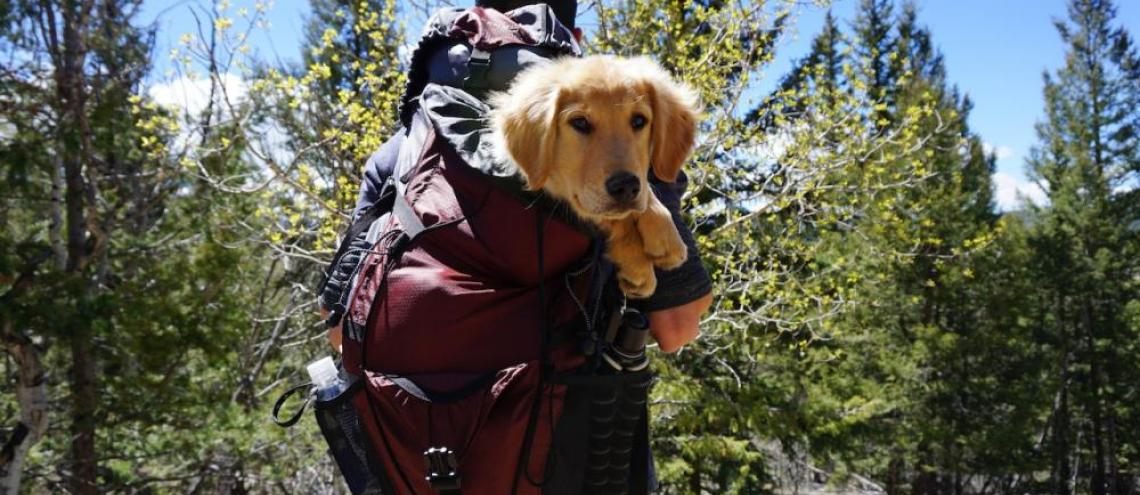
left=512, top=210, right=557, bottom=494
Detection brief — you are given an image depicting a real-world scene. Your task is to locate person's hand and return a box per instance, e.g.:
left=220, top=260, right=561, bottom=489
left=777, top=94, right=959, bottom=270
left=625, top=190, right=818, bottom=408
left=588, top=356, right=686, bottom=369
left=648, top=292, right=712, bottom=353
left=320, top=308, right=343, bottom=353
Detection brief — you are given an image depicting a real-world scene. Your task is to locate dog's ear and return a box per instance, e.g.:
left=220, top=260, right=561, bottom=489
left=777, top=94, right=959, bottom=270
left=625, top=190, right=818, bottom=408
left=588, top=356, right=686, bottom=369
left=641, top=59, right=699, bottom=183
left=492, top=76, right=561, bottom=191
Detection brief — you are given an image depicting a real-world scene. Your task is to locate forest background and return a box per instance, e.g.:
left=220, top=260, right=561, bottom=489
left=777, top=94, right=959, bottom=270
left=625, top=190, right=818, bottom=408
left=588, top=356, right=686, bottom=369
left=1, top=0, right=1138, bottom=493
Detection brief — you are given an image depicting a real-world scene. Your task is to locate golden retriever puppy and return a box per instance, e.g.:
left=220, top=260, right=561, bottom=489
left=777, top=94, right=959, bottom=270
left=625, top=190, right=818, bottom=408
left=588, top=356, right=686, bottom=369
left=490, top=55, right=699, bottom=298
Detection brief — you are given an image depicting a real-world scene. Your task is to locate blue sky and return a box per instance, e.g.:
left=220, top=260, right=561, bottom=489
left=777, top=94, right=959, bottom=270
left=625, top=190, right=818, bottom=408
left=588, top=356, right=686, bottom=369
left=141, top=0, right=1140, bottom=209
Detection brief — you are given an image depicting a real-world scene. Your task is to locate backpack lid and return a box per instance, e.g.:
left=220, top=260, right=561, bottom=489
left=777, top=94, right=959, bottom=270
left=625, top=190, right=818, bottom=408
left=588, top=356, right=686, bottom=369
left=398, top=4, right=581, bottom=127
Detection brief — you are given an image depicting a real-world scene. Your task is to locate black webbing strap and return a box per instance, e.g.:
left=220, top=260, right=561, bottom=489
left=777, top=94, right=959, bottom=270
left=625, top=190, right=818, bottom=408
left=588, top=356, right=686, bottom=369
left=384, top=373, right=498, bottom=404
left=512, top=213, right=553, bottom=495
left=271, top=383, right=312, bottom=428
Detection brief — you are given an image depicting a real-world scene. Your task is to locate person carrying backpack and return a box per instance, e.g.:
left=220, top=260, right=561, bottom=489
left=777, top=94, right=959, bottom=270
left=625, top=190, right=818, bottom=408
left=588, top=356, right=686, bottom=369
left=308, top=2, right=713, bottom=493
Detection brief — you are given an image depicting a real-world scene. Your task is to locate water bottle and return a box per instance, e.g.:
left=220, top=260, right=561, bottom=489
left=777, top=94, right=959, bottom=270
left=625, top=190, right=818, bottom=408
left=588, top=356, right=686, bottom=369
left=585, top=308, right=654, bottom=493
left=308, top=356, right=346, bottom=401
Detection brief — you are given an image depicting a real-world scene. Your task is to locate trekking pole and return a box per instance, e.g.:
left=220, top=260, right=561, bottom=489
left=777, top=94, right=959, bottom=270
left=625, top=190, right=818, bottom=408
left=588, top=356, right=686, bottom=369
left=604, top=308, right=650, bottom=371
left=585, top=307, right=653, bottom=494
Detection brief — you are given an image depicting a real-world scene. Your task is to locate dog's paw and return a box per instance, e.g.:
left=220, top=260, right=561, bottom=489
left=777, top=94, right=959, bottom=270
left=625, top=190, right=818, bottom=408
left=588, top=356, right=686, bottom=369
left=637, top=205, right=687, bottom=270
left=650, top=236, right=687, bottom=270
left=642, top=224, right=687, bottom=270
left=618, top=263, right=657, bottom=299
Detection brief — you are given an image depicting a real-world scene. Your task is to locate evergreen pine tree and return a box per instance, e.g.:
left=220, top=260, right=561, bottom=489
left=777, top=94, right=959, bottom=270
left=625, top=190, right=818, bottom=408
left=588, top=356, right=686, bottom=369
left=852, top=0, right=895, bottom=128
left=1027, top=1, right=1140, bottom=493
left=0, top=1, right=261, bottom=491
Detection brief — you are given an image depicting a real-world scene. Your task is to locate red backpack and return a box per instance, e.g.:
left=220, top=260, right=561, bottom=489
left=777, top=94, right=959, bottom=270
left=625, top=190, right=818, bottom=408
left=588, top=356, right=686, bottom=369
left=292, top=6, right=656, bottom=495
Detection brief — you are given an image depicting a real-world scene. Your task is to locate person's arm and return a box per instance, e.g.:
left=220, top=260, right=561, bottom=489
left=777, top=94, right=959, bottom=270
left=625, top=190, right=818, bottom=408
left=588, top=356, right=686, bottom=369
left=649, top=292, right=712, bottom=353
left=352, top=131, right=405, bottom=220
left=323, top=308, right=342, bottom=352
left=643, top=170, right=713, bottom=353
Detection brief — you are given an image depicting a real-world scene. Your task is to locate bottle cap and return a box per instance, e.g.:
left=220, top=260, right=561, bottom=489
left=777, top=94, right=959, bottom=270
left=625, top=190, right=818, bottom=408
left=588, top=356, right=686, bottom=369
left=306, top=356, right=339, bottom=389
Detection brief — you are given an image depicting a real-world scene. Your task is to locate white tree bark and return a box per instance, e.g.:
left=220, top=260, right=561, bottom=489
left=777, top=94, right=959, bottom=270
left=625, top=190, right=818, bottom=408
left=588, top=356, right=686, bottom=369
left=1, top=321, right=49, bottom=495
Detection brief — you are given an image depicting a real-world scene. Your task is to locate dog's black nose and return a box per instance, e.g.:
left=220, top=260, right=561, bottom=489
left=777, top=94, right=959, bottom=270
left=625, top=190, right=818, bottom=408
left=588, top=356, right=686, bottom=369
left=605, top=172, right=641, bottom=203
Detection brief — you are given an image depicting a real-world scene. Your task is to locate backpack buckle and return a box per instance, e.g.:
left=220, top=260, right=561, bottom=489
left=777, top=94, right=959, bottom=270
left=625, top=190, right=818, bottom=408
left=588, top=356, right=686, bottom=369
left=423, top=446, right=461, bottom=492
left=464, top=47, right=492, bottom=90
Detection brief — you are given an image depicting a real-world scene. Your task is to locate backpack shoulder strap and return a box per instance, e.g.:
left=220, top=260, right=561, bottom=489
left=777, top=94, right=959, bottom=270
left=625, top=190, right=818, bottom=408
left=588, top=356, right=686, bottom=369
left=318, top=177, right=398, bottom=328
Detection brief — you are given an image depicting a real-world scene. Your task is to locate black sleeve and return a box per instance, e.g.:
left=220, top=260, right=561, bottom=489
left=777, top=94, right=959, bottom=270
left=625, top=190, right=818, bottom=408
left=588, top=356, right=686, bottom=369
left=642, top=170, right=713, bottom=312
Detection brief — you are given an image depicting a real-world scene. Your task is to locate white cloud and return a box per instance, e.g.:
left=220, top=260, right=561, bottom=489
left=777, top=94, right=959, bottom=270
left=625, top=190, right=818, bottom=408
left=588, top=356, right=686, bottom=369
left=146, top=73, right=260, bottom=157
left=982, top=142, right=1015, bottom=161
left=148, top=72, right=248, bottom=118
left=992, top=172, right=1047, bottom=211
left=145, top=73, right=292, bottom=186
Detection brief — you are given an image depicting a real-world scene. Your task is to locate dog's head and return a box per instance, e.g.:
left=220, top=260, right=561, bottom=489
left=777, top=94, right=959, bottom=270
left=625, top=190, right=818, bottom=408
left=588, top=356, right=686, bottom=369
left=491, top=55, right=699, bottom=220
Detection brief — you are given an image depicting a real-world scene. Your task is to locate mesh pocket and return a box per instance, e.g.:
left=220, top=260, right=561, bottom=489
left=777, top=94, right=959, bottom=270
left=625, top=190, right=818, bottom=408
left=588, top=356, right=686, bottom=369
left=314, top=377, right=393, bottom=495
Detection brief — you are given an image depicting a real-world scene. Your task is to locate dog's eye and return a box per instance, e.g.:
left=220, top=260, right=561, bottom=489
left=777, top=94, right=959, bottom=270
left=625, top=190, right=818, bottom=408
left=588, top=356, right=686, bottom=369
left=631, top=114, right=648, bottom=130
left=569, top=116, right=593, bottom=134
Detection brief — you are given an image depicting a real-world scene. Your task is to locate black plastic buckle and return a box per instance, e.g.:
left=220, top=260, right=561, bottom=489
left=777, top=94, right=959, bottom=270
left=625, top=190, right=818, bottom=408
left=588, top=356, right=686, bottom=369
left=423, top=446, right=461, bottom=492
left=464, top=47, right=492, bottom=90
left=324, top=303, right=346, bottom=329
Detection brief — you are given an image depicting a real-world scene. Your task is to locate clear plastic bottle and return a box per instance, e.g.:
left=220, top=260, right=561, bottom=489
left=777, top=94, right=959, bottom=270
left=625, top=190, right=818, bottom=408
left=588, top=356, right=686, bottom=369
left=307, top=356, right=345, bottom=401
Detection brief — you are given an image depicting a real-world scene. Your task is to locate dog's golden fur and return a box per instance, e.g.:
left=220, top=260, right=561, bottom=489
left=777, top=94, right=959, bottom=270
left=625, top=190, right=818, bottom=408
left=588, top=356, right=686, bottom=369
left=490, top=55, right=699, bottom=298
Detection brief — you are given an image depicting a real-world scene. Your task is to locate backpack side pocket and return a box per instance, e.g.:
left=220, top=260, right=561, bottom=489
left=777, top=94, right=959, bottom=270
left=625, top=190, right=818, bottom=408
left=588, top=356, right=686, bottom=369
left=314, top=375, right=394, bottom=495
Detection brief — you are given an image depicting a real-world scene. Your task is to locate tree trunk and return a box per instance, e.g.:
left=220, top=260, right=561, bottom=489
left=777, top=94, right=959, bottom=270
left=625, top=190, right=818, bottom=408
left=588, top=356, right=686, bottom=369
left=887, top=455, right=905, bottom=495
left=55, top=3, right=100, bottom=493
left=912, top=446, right=935, bottom=495
left=1081, top=303, right=1107, bottom=495
left=68, top=327, right=98, bottom=495
left=1, top=322, right=49, bottom=495
left=1105, top=413, right=1120, bottom=495
left=688, top=459, right=701, bottom=494
left=1052, top=346, right=1071, bottom=495
left=49, top=158, right=67, bottom=271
